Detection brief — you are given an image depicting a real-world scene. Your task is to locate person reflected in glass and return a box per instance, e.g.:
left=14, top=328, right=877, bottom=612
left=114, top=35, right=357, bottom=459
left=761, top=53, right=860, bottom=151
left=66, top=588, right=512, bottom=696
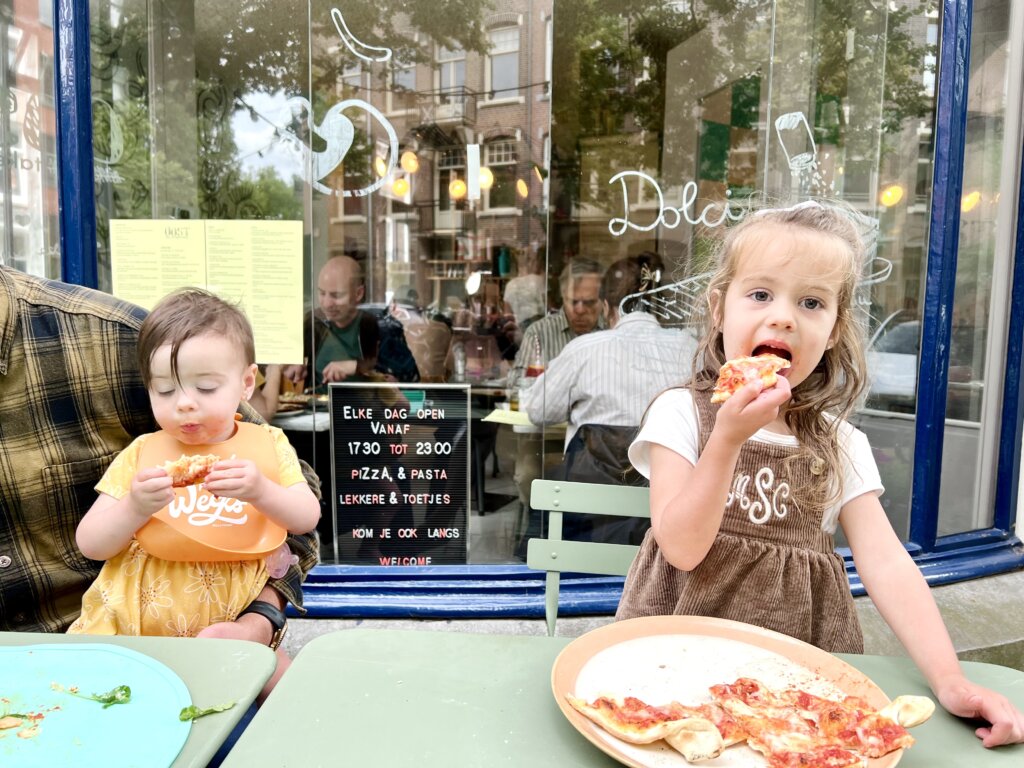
left=249, top=364, right=283, bottom=421
left=508, top=257, right=606, bottom=554
left=503, top=245, right=547, bottom=334
left=283, top=255, right=379, bottom=392
left=520, top=253, right=696, bottom=543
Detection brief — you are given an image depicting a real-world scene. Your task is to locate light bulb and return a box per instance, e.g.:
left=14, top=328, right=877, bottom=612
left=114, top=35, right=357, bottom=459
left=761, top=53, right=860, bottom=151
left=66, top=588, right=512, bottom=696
left=392, top=177, right=410, bottom=196
left=879, top=184, right=904, bottom=207
left=400, top=151, right=419, bottom=174
left=961, top=190, right=981, bottom=213
left=516, top=179, right=529, bottom=198
left=479, top=167, right=494, bottom=190
left=373, top=156, right=388, bottom=178
left=449, top=178, right=467, bottom=200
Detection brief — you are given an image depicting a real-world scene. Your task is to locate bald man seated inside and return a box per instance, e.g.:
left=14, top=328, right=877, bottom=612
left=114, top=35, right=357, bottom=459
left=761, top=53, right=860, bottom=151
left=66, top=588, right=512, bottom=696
left=283, top=255, right=380, bottom=392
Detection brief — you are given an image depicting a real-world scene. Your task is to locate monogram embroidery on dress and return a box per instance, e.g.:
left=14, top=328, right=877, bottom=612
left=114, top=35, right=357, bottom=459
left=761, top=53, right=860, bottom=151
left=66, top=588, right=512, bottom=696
left=726, top=466, right=793, bottom=524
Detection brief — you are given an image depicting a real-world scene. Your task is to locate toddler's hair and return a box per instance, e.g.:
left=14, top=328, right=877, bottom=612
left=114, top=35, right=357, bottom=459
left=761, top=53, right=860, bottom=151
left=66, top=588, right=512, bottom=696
left=693, top=199, right=868, bottom=507
left=138, top=288, right=256, bottom=386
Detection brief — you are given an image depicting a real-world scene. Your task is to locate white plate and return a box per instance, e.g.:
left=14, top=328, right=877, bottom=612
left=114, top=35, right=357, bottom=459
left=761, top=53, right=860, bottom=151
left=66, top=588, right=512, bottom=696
left=551, top=616, right=902, bottom=768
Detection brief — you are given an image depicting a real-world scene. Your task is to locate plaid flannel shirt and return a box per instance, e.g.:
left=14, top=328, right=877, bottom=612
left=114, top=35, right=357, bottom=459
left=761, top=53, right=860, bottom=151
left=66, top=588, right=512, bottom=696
left=0, top=266, right=319, bottom=633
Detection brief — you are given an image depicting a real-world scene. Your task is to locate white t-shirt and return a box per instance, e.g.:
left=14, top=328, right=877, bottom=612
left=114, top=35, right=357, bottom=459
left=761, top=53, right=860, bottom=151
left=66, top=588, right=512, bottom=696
left=628, top=388, right=883, bottom=534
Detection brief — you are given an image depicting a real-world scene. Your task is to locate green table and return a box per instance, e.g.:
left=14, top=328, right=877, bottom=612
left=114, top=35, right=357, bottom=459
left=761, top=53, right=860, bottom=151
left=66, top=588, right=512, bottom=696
left=222, top=628, right=1024, bottom=767
left=1, top=632, right=275, bottom=768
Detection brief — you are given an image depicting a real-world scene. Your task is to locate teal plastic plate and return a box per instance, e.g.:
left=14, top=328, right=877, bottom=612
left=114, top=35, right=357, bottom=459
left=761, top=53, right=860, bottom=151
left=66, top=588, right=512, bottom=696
left=0, top=643, right=191, bottom=768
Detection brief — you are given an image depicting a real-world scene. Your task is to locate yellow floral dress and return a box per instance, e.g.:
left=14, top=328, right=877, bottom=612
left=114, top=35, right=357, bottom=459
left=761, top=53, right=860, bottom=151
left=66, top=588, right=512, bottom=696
left=68, top=425, right=305, bottom=637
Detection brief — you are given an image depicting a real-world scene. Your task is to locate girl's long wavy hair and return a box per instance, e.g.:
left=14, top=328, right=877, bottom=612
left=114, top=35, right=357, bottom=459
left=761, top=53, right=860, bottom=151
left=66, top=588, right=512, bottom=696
left=691, top=202, right=869, bottom=509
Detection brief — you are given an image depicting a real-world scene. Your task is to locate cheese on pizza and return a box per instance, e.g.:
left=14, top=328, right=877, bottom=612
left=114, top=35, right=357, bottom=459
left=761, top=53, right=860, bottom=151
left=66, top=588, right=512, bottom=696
left=566, top=695, right=698, bottom=744
left=571, top=677, right=928, bottom=767
left=711, top=354, right=791, bottom=403
left=160, top=453, right=220, bottom=487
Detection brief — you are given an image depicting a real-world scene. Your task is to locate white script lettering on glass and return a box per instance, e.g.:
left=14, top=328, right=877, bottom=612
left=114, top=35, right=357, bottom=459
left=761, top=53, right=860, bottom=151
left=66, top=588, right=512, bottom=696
left=726, top=467, right=791, bottom=524
left=607, top=171, right=744, bottom=236
left=167, top=485, right=249, bottom=527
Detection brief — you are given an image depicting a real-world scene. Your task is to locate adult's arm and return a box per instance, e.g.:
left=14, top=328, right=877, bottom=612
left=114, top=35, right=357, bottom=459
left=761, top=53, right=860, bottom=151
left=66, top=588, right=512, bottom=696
left=507, top=323, right=539, bottom=390
left=522, top=348, right=575, bottom=426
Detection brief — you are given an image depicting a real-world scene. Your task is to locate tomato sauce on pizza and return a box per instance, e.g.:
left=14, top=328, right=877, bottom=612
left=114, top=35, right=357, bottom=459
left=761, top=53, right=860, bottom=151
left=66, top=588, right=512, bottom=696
left=711, top=354, right=791, bottom=403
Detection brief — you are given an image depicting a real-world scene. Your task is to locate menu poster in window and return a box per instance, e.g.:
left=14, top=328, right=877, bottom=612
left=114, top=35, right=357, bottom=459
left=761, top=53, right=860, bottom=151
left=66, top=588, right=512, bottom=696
left=109, top=219, right=303, bottom=363
left=329, top=383, right=470, bottom=565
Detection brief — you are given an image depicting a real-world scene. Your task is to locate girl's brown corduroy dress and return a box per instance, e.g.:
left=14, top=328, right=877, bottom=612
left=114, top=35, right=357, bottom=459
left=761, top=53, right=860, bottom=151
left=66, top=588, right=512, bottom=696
left=616, top=386, right=864, bottom=654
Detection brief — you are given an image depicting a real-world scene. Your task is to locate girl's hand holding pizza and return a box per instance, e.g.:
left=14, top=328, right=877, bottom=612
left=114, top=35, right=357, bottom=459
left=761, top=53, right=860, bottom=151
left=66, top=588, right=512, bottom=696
left=713, top=375, right=791, bottom=446
left=202, top=458, right=265, bottom=502
left=130, top=467, right=175, bottom=518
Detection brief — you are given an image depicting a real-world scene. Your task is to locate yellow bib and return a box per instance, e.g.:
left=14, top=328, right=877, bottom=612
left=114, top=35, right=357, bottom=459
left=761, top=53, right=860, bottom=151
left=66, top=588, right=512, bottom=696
left=135, top=421, right=286, bottom=562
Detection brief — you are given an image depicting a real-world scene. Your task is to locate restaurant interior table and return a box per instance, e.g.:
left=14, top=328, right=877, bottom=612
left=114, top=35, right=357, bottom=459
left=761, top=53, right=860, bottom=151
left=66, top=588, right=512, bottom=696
left=1, top=632, right=275, bottom=768
left=221, top=628, right=1024, bottom=767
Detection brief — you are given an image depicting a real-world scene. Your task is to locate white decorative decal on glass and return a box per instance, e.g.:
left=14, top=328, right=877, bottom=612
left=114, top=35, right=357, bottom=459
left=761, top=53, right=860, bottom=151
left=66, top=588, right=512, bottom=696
left=275, top=9, right=399, bottom=196
left=282, top=97, right=398, bottom=197
left=331, top=7, right=392, bottom=63
left=92, top=97, right=125, bottom=184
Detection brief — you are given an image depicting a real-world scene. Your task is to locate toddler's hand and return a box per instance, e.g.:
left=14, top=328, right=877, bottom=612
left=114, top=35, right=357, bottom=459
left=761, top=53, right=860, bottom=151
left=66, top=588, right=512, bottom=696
left=203, top=458, right=265, bottom=502
left=713, top=375, right=792, bottom=445
left=130, top=467, right=175, bottom=518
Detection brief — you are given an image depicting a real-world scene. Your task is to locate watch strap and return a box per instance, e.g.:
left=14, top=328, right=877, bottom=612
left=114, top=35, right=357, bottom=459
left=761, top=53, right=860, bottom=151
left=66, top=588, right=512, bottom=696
left=238, top=600, right=288, bottom=649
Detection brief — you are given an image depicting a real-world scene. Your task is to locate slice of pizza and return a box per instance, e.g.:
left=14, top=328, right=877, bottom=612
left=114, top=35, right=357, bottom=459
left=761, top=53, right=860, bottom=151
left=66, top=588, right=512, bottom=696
left=160, top=453, right=220, bottom=487
left=710, top=353, right=791, bottom=403
left=566, top=694, right=694, bottom=744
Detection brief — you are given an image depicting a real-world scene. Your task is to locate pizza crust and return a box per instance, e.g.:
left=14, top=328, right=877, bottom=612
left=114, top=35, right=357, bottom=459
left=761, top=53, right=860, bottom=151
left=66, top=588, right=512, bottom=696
left=880, top=695, right=935, bottom=728
left=663, top=717, right=724, bottom=762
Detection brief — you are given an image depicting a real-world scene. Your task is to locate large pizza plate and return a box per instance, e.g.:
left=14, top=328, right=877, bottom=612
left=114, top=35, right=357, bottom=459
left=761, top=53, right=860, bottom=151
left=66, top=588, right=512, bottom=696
left=0, top=643, right=191, bottom=768
left=552, top=616, right=904, bottom=768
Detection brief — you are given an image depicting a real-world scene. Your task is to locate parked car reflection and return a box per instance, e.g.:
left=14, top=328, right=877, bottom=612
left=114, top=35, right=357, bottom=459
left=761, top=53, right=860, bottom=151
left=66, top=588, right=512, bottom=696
left=865, top=312, right=983, bottom=421
left=865, top=315, right=919, bottom=412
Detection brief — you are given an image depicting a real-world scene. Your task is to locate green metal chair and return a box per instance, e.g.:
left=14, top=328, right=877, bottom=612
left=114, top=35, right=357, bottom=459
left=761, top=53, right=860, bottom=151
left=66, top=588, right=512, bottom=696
left=526, top=479, right=651, bottom=636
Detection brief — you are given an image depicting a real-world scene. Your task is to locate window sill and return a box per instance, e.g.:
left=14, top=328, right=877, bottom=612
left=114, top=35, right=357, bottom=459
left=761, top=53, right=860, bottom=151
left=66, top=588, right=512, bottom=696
left=297, top=533, right=1024, bottom=618
left=479, top=96, right=525, bottom=108
left=477, top=208, right=521, bottom=218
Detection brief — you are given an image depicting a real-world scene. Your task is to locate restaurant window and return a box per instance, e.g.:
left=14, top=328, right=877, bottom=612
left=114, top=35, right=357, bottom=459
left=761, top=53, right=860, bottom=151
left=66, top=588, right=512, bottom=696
left=484, top=140, right=518, bottom=211
left=437, top=45, right=466, bottom=104
left=0, top=2, right=60, bottom=279
left=486, top=26, right=520, bottom=101
left=387, top=59, right=417, bottom=114
left=437, top=147, right=467, bottom=214
left=64, top=0, right=1021, bottom=586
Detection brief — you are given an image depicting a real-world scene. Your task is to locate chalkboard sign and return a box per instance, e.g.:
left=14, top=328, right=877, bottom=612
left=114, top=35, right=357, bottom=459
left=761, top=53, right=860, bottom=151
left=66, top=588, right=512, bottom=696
left=328, top=382, right=470, bottom=565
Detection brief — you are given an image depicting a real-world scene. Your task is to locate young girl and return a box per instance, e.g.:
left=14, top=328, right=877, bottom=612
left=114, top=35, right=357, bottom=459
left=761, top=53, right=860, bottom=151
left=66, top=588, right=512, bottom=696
left=618, top=201, right=1024, bottom=746
left=69, top=289, right=320, bottom=688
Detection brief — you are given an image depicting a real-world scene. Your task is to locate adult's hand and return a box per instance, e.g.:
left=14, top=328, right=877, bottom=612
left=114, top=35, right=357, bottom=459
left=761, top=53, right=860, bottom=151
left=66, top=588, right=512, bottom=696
left=322, top=359, right=358, bottom=382
left=281, top=363, right=306, bottom=385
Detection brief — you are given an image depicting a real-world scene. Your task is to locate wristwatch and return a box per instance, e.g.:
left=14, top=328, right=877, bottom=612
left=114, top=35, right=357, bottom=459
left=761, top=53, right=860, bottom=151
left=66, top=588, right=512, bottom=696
left=239, top=600, right=288, bottom=650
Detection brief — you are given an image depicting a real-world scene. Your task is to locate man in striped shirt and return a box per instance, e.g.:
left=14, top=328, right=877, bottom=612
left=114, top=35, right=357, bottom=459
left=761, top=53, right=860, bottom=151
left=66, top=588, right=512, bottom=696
left=0, top=265, right=319, bottom=641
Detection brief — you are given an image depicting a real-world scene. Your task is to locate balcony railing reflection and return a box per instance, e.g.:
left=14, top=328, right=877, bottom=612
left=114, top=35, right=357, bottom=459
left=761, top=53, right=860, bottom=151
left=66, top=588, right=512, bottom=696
left=419, top=87, right=478, bottom=125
